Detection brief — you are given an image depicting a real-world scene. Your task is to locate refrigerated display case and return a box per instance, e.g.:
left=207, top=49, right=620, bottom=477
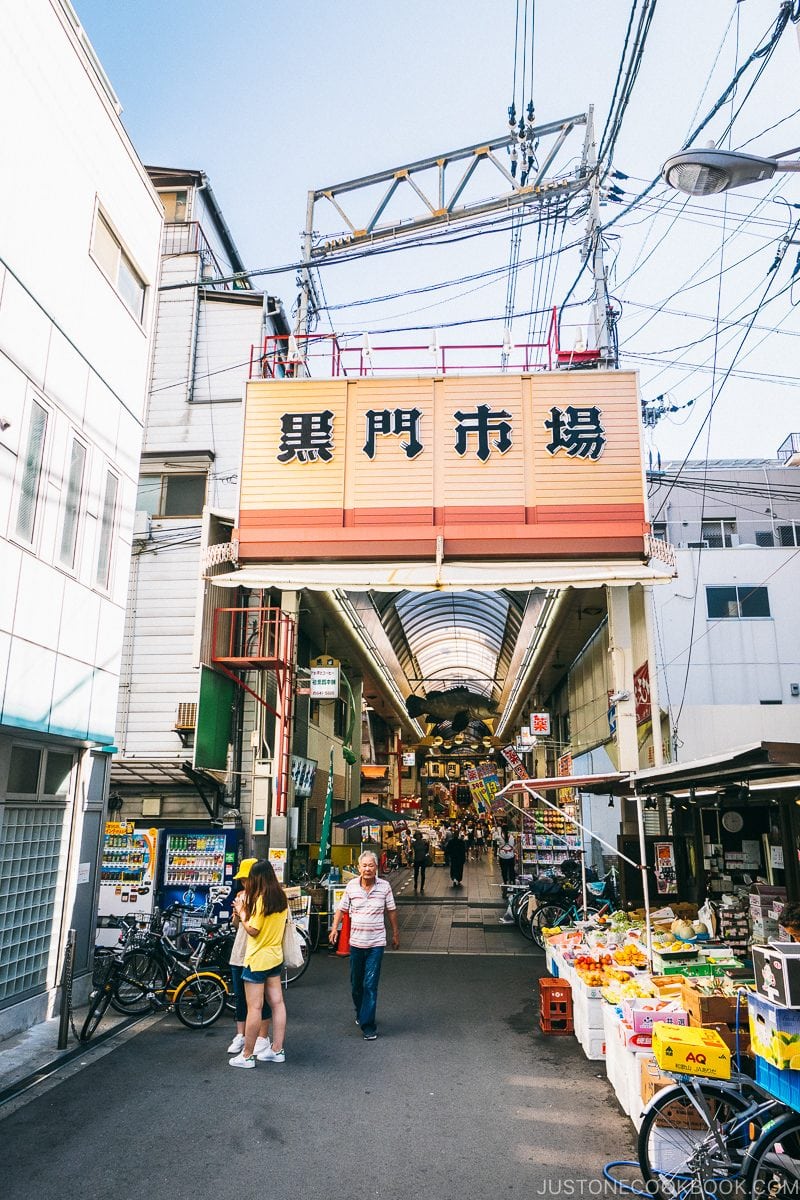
left=97, top=823, right=160, bottom=942
left=157, top=827, right=242, bottom=918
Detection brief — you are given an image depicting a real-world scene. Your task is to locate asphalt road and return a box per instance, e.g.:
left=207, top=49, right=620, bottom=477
left=2, top=952, right=636, bottom=1200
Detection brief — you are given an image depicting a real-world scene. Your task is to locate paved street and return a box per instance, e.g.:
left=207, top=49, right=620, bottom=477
left=2, top=863, right=636, bottom=1200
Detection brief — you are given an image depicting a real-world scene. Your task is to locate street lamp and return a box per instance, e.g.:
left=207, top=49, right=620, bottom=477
left=661, top=147, right=800, bottom=196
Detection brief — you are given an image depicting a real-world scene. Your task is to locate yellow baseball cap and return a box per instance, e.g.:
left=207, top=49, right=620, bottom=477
left=233, top=857, right=258, bottom=880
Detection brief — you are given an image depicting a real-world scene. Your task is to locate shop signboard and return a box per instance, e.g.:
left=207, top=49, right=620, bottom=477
left=634, top=662, right=651, bottom=726
left=238, top=373, right=647, bottom=563
left=557, top=753, right=575, bottom=804
left=530, top=713, right=551, bottom=736
left=653, top=841, right=677, bottom=894
left=268, top=846, right=288, bottom=883
left=310, top=664, right=340, bottom=699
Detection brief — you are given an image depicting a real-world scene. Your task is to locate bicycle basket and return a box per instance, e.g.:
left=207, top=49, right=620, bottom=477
left=92, top=951, right=117, bottom=988
left=587, top=881, right=605, bottom=897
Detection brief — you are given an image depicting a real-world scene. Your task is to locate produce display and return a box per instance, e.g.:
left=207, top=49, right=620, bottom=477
left=613, top=944, right=648, bottom=968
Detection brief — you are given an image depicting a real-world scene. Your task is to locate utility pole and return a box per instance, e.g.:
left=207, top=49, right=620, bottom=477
left=584, top=106, right=615, bottom=365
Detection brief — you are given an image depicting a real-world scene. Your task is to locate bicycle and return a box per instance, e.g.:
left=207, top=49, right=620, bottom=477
left=637, top=1067, right=784, bottom=1199
left=80, top=945, right=227, bottom=1041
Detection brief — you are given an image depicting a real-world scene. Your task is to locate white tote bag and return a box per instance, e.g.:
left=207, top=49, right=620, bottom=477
left=281, top=916, right=305, bottom=969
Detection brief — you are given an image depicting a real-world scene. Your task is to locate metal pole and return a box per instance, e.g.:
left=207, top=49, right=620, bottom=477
left=635, top=792, right=654, bottom=966
left=496, top=780, right=642, bottom=870
left=58, top=928, right=76, bottom=1049
left=584, top=105, right=613, bottom=363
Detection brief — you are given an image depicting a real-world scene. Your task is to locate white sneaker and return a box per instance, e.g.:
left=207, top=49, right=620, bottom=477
left=227, top=1033, right=245, bottom=1054
left=228, top=1052, right=256, bottom=1069
left=256, top=1046, right=285, bottom=1063
left=254, top=1036, right=271, bottom=1055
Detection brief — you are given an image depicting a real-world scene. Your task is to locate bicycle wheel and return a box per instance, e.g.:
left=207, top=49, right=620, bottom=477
left=80, top=983, right=114, bottom=1042
left=282, top=927, right=311, bottom=987
left=531, top=904, right=568, bottom=949
left=744, top=1109, right=800, bottom=1200
left=638, top=1079, right=752, bottom=1199
left=111, top=951, right=167, bottom=1015
left=514, top=892, right=536, bottom=941
left=173, top=972, right=227, bottom=1028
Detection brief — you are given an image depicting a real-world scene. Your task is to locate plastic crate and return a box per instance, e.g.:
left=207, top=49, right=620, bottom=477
left=755, top=1055, right=800, bottom=1113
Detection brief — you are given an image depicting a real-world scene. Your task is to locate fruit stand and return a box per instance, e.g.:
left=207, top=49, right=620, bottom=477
left=543, top=906, right=754, bottom=1129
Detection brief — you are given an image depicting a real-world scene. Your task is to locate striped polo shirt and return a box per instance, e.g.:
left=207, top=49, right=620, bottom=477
left=339, top=876, right=396, bottom=948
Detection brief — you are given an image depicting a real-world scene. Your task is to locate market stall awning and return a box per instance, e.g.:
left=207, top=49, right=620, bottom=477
left=630, top=741, right=800, bottom=800
left=207, top=558, right=674, bottom=593
left=502, top=772, right=627, bottom=793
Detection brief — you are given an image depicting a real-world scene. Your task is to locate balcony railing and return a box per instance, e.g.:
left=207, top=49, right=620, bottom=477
left=161, top=222, right=230, bottom=289
left=249, top=307, right=604, bottom=379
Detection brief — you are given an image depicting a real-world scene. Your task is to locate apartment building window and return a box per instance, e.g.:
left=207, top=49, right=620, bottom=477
left=701, top=519, right=737, bottom=548
left=160, top=190, right=188, bottom=222
left=15, top=399, right=48, bottom=543
left=59, top=437, right=87, bottom=569
left=137, top=472, right=207, bottom=517
left=706, top=585, right=771, bottom=619
left=91, top=210, right=146, bottom=322
left=652, top=523, right=668, bottom=541
left=95, top=470, right=119, bottom=589
left=777, top=522, right=800, bottom=547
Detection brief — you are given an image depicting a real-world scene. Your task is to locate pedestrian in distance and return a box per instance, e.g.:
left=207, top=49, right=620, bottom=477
left=226, top=857, right=272, bottom=1059
left=328, top=850, right=399, bottom=1041
left=446, top=827, right=466, bottom=888
left=497, top=826, right=517, bottom=899
left=411, top=830, right=428, bottom=893
left=229, top=859, right=288, bottom=1069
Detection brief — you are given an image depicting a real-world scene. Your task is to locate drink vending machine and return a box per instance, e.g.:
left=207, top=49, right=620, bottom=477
left=97, top=822, right=160, bottom=945
left=157, top=827, right=242, bottom=920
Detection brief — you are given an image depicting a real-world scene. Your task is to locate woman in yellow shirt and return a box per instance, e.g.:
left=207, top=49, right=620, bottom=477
left=229, top=859, right=288, bottom=1068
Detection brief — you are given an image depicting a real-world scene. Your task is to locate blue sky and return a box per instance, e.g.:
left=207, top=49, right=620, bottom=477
left=73, top=0, right=800, bottom=463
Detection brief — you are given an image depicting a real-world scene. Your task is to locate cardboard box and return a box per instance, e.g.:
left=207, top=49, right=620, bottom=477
left=700, top=1021, right=751, bottom=1055
left=619, top=1021, right=653, bottom=1050
left=651, top=974, right=686, bottom=995
left=622, top=998, right=689, bottom=1033
left=752, top=944, right=800, bottom=1009
left=652, top=1023, right=731, bottom=1080
left=748, top=991, right=800, bottom=1070
left=681, top=981, right=747, bottom=1027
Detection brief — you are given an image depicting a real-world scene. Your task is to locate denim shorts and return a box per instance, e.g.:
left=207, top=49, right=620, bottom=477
left=242, top=964, right=282, bottom=982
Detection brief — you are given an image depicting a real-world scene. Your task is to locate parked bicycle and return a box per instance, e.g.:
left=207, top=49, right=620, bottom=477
left=80, top=944, right=227, bottom=1042
left=637, top=1064, right=784, bottom=1199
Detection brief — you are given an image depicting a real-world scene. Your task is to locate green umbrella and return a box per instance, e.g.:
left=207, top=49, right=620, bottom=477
left=333, top=801, right=401, bottom=829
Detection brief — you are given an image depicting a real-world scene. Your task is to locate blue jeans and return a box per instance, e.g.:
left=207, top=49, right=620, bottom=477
left=349, top=946, right=384, bottom=1035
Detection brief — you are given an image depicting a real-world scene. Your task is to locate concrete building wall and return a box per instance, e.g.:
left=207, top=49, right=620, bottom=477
left=0, top=0, right=162, bottom=1036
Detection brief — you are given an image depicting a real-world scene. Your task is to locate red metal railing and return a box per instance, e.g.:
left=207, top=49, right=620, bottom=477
left=249, top=308, right=601, bottom=379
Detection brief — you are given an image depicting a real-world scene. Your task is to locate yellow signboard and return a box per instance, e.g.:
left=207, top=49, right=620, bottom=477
left=238, top=372, right=646, bottom=562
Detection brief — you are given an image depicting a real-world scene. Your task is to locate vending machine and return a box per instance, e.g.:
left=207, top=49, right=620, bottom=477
left=157, top=827, right=242, bottom=918
left=97, top=822, right=160, bottom=943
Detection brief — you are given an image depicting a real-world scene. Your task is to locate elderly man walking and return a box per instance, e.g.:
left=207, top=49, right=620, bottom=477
left=329, top=850, right=400, bottom=1040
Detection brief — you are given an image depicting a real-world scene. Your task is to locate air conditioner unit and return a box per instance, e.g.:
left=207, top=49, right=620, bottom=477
left=133, top=510, right=151, bottom=540
left=730, top=534, right=740, bottom=547
left=684, top=540, right=710, bottom=549
left=175, top=702, right=197, bottom=730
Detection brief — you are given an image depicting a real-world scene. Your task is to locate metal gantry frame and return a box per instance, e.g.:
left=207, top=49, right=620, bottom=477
left=295, top=109, right=614, bottom=358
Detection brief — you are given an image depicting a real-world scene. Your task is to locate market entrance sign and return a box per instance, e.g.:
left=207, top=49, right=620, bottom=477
left=237, top=372, right=647, bottom=562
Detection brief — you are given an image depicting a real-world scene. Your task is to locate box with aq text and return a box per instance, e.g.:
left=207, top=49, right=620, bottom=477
left=652, top=1023, right=731, bottom=1080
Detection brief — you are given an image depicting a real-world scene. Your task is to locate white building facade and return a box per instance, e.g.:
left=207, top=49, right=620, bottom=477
left=648, top=450, right=800, bottom=761
left=110, top=169, right=291, bottom=829
left=0, top=1, right=163, bottom=1035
